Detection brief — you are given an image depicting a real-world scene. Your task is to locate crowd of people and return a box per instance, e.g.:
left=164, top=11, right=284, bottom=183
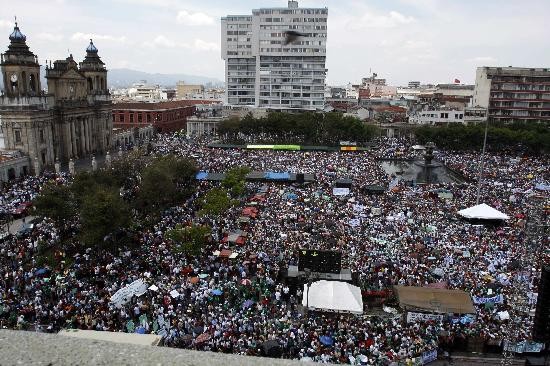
left=0, top=134, right=548, bottom=365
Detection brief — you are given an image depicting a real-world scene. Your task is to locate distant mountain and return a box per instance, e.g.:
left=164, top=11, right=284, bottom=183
left=108, top=68, right=223, bottom=88
left=0, top=67, right=223, bottom=91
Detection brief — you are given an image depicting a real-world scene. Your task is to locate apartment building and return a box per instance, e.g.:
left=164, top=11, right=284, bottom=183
left=221, top=1, right=328, bottom=110
left=473, top=67, right=550, bottom=123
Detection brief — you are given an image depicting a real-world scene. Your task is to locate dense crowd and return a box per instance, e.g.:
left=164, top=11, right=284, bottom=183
left=0, top=135, right=548, bottom=365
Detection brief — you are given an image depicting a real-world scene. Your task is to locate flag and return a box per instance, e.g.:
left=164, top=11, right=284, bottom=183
left=454, top=78, right=460, bottom=84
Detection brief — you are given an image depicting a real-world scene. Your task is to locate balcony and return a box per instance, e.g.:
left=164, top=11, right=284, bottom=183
left=0, top=95, right=54, bottom=110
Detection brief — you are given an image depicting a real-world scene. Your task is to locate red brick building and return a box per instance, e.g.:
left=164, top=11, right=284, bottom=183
left=112, top=100, right=213, bottom=133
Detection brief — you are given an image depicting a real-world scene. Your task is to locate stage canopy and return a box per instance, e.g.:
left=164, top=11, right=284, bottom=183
left=302, top=280, right=363, bottom=314
left=394, top=285, right=475, bottom=314
left=457, top=203, right=509, bottom=220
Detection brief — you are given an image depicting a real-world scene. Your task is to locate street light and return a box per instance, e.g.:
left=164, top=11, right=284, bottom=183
left=304, top=268, right=311, bottom=309
left=475, top=117, right=489, bottom=205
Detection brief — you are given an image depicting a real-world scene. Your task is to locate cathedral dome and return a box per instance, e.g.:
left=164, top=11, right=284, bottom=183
left=86, top=39, right=98, bottom=53
left=9, top=23, right=26, bottom=42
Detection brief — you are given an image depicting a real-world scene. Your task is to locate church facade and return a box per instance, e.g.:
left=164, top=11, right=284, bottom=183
left=0, top=22, right=113, bottom=173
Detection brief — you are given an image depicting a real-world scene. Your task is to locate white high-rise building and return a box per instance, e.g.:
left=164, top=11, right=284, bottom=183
left=221, top=1, right=328, bottom=110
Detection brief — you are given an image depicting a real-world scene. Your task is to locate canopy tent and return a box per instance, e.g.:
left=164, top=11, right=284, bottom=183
left=363, top=185, right=385, bottom=195
left=302, top=280, right=363, bottom=314
left=334, top=178, right=353, bottom=189
left=195, top=172, right=208, bottom=180
left=264, top=172, right=291, bottom=181
left=223, top=233, right=246, bottom=245
left=394, top=285, right=475, bottom=314
left=457, top=203, right=509, bottom=220
left=242, top=207, right=258, bottom=218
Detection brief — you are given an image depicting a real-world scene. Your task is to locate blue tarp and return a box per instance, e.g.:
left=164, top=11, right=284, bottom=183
left=535, top=182, right=550, bottom=191
left=196, top=172, right=208, bottom=180
left=264, top=172, right=290, bottom=180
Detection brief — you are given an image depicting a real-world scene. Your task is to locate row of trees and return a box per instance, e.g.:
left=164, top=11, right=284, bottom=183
left=218, top=112, right=379, bottom=145
left=414, top=122, right=550, bottom=153
left=33, top=153, right=198, bottom=248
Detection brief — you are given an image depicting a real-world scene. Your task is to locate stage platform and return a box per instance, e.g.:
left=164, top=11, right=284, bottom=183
left=286, top=265, right=353, bottom=282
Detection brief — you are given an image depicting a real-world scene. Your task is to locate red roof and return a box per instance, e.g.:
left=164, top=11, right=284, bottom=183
left=113, top=100, right=218, bottom=111
left=372, top=105, right=407, bottom=113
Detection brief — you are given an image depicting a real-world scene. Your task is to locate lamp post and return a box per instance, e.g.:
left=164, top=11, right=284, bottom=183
left=304, top=268, right=313, bottom=313
left=476, top=118, right=489, bottom=204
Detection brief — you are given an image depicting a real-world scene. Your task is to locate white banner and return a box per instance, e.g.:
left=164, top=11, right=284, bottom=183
left=406, top=312, right=444, bottom=323
left=110, top=279, right=148, bottom=308
left=333, top=188, right=350, bottom=196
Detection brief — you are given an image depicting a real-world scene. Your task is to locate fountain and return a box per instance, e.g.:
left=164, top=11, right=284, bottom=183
left=414, top=142, right=442, bottom=184
left=380, top=142, right=465, bottom=184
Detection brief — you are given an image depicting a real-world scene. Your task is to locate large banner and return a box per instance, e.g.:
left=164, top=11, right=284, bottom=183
left=333, top=188, right=350, bottom=196
left=110, top=279, right=148, bottom=308
left=503, top=341, right=545, bottom=353
left=422, top=349, right=438, bottom=365
left=472, top=294, right=504, bottom=304
left=406, top=312, right=444, bottom=323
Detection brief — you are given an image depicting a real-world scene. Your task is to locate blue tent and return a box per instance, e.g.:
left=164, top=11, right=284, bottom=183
left=211, top=289, right=223, bottom=296
left=196, top=172, right=208, bottom=180
left=265, top=172, right=290, bottom=180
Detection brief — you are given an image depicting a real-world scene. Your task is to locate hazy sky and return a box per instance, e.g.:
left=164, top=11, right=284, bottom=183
left=2, top=0, right=549, bottom=86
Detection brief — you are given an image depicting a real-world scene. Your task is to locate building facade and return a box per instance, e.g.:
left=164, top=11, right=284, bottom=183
left=0, top=23, right=112, bottom=173
left=176, top=82, right=204, bottom=99
left=0, top=150, right=30, bottom=182
left=221, top=1, right=328, bottom=110
left=112, top=124, right=155, bottom=148
left=473, top=67, right=550, bottom=123
left=112, top=100, right=207, bottom=133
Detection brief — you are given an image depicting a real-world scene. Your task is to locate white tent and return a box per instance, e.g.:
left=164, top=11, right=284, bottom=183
left=458, top=203, right=509, bottom=220
left=302, top=280, right=363, bottom=314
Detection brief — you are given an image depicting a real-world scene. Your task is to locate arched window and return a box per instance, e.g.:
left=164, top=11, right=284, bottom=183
left=95, top=75, right=100, bottom=91
left=29, top=74, right=36, bottom=93
left=21, top=71, right=27, bottom=93
left=87, top=77, right=93, bottom=91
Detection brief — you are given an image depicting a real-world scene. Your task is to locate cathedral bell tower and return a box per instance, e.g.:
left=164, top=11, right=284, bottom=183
left=1, top=21, right=41, bottom=97
left=79, top=39, right=107, bottom=94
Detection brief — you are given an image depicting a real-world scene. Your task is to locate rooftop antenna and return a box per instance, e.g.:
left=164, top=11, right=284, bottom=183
left=14, top=15, right=17, bottom=27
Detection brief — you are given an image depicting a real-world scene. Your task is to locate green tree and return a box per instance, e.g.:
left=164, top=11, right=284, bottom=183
left=222, top=166, right=251, bottom=198
left=165, top=224, right=211, bottom=256
left=135, top=155, right=197, bottom=213
left=199, top=188, right=232, bottom=216
left=71, top=170, right=120, bottom=204
left=33, top=183, right=76, bottom=226
left=80, top=187, right=132, bottom=248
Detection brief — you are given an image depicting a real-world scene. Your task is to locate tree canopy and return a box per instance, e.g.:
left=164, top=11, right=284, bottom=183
left=218, top=112, right=379, bottom=145
left=32, top=154, right=197, bottom=250
left=165, top=224, right=211, bottom=256
left=414, top=123, right=550, bottom=153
